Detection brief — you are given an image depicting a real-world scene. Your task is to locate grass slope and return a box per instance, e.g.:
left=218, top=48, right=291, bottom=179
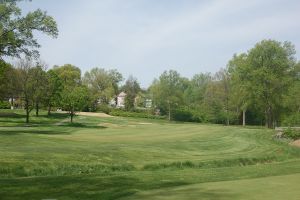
left=0, top=109, right=299, bottom=199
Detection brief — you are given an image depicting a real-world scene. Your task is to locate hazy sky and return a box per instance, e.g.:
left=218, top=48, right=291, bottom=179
left=19, top=0, right=300, bottom=87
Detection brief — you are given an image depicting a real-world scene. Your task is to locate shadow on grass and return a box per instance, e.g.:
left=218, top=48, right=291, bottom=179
left=46, top=112, right=70, bottom=119
left=0, top=112, right=70, bottom=127
left=0, top=112, right=25, bottom=118
left=58, top=122, right=107, bottom=129
left=0, top=129, right=70, bottom=135
left=0, top=175, right=238, bottom=200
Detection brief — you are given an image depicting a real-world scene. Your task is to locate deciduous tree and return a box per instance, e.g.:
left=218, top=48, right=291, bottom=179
left=0, top=0, right=58, bottom=59
left=123, top=76, right=140, bottom=111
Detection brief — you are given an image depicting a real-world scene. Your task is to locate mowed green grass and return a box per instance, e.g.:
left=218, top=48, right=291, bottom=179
left=0, top=109, right=300, bottom=200
left=127, top=173, right=300, bottom=200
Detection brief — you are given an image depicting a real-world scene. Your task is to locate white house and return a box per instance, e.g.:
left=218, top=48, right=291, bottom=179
left=117, top=92, right=126, bottom=108
left=145, top=99, right=152, bottom=108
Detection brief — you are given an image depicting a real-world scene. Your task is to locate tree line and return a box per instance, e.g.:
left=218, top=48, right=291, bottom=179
left=0, top=0, right=299, bottom=128
left=150, top=40, right=300, bottom=128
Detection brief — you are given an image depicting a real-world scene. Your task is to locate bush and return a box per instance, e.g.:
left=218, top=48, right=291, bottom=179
left=0, top=101, right=10, bottom=109
left=172, top=107, right=208, bottom=123
left=110, top=109, right=165, bottom=119
left=96, top=104, right=111, bottom=114
left=282, top=113, right=300, bottom=127
left=173, top=108, right=194, bottom=122
left=283, top=128, right=300, bottom=140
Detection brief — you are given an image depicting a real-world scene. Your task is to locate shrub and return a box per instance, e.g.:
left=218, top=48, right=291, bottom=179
left=172, top=107, right=208, bottom=123
left=173, top=108, right=194, bottom=122
left=283, top=128, right=300, bottom=140
left=282, top=113, right=300, bottom=127
left=96, top=104, right=111, bottom=114
left=0, top=101, right=10, bottom=109
left=110, top=109, right=165, bottom=119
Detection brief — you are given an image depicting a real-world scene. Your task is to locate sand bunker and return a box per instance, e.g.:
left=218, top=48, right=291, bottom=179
left=77, top=112, right=113, bottom=118
left=290, top=139, right=300, bottom=148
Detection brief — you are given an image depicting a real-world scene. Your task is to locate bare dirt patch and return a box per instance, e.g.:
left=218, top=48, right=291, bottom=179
left=290, top=139, right=300, bottom=148
left=77, top=112, right=113, bottom=118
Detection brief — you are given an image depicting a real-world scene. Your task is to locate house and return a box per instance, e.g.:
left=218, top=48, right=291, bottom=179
left=145, top=99, right=152, bottom=108
left=113, top=91, right=152, bottom=109
left=116, top=92, right=126, bottom=108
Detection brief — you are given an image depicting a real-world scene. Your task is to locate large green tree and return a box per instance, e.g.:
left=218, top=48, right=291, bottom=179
left=0, top=0, right=58, bottom=59
left=0, top=60, right=11, bottom=99
left=228, top=53, right=251, bottom=126
left=150, top=70, right=187, bottom=120
left=44, top=69, right=63, bottom=115
left=245, top=40, right=296, bottom=128
left=52, top=64, right=81, bottom=87
left=282, top=62, right=300, bottom=126
left=17, top=59, right=37, bottom=123
left=83, top=68, right=123, bottom=109
left=53, top=64, right=90, bottom=122
left=61, top=86, right=89, bottom=123
left=184, top=73, right=211, bottom=106
left=30, top=64, right=47, bottom=116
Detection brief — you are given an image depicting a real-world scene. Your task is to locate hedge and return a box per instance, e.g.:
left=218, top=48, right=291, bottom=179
left=110, top=109, right=165, bottom=120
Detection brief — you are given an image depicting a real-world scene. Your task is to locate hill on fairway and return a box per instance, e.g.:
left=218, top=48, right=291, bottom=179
left=0, top=110, right=300, bottom=200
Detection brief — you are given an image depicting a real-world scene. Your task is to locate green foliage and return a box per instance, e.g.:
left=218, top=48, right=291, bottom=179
left=184, top=73, right=211, bottom=106
left=283, top=128, right=300, bottom=140
left=0, top=61, right=10, bottom=99
left=0, top=100, right=10, bottom=108
left=61, top=86, right=90, bottom=122
left=43, top=69, right=63, bottom=114
left=123, top=76, right=140, bottom=111
left=96, top=104, right=112, bottom=114
left=282, top=113, right=300, bottom=127
left=150, top=70, right=188, bottom=120
left=172, top=108, right=194, bottom=122
left=83, top=68, right=123, bottom=108
left=0, top=1, right=58, bottom=58
left=110, top=109, right=165, bottom=119
left=52, top=64, right=81, bottom=87
left=246, top=40, right=296, bottom=128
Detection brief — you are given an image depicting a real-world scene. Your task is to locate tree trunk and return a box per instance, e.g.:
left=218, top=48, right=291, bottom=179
left=70, top=107, right=74, bottom=123
left=226, top=112, right=229, bottom=126
left=242, top=109, right=246, bottom=127
left=168, top=101, right=171, bottom=121
left=265, top=107, right=273, bottom=129
left=47, top=105, right=51, bottom=115
left=35, top=102, right=39, bottom=116
left=265, top=113, right=268, bottom=128
left=25, top=99, right=29, bottom=123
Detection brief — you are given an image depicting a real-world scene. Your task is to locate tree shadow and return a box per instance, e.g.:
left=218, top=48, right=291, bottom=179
left=0, top=129, right=70, bottom=135
left=58, top=122, right=107, bottom=129
left=0, top=112, right=25, bottom=118
left=0, top=175, right=240, bottom=200
left=45, top=113, right=70, bottom=120
left=0, top=112, right=70, bottom=127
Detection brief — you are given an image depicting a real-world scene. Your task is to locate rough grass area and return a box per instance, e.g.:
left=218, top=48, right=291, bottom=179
left=0, top=109, right=300, bottom=200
